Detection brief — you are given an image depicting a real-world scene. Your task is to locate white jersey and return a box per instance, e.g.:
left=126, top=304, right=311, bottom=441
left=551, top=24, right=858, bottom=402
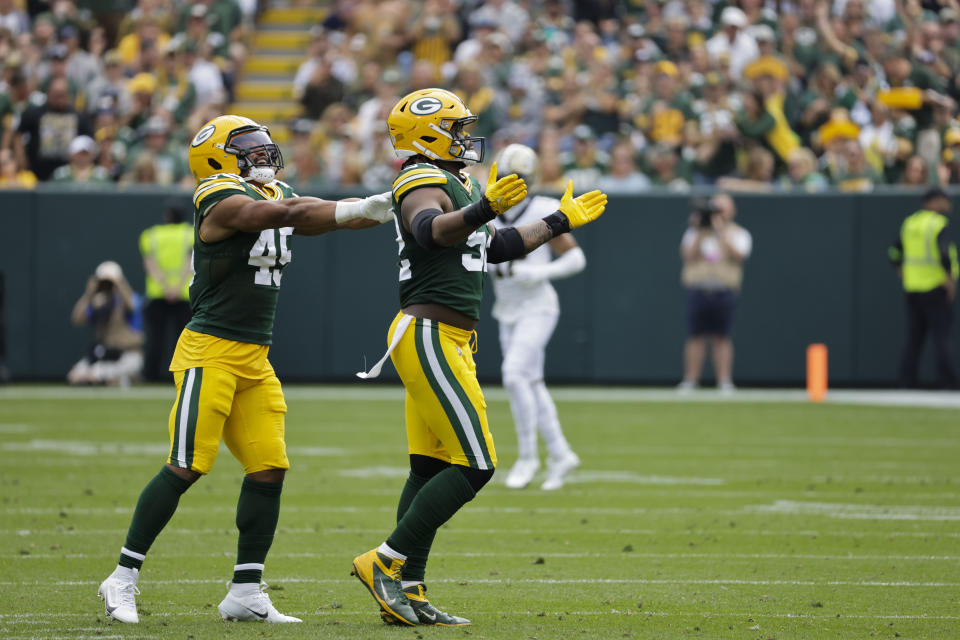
left=490, top=195, right=561, bottom=323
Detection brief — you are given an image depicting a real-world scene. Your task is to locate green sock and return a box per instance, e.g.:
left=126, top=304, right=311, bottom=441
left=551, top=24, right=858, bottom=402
left=396, top=471, right=433, bottom=582
left=233, top=477, right=283, bottom=584
left=118, top=466, right=192, bottom=570
left=386, top=467, right=476, bottom=560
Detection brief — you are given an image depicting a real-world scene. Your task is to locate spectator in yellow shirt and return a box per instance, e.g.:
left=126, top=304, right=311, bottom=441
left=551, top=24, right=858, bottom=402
left=138, top=201, right=193, bottom=382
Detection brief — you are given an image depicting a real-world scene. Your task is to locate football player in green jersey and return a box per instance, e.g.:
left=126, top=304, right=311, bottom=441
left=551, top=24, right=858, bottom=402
left=351, top=89, right=608, bottom=627
left=97, top=115, right=394, bottom=624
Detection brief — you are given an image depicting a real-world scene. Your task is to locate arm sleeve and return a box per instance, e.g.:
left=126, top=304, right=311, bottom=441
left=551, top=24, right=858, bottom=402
left=486, top=226, right=525, bottom=263
left=539, top=246, right=586, bottom=279
left=410, top=208, right=442, bottom=250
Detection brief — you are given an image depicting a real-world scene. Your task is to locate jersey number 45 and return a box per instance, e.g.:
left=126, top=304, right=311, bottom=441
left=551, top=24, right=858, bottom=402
left=248, top=228, right=293, bottom=287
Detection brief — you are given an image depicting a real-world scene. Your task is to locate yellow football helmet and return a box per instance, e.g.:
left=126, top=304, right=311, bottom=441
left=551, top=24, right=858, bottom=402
left=387, top=88, right=485, bottom=163
left=187, top=114, right=284, bottom=181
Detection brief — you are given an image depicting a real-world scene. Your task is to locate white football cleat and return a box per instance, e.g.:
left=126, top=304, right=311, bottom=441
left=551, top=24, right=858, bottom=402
left=504, top=457, right=540, bottom=489
left=541, top=452, right=580, bottom=490
left=98, top=568, right=140, bottom=623
left=218, top=582, right=302, bottom=623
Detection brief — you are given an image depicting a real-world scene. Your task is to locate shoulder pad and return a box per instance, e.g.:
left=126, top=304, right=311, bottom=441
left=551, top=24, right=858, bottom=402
left=193, top=173, right=248, bottom=210
left=200, top=173, right=244, bottom=184
left=270, top=179, right=298, bottom=199
left=392, top=165, right=448, bottom=201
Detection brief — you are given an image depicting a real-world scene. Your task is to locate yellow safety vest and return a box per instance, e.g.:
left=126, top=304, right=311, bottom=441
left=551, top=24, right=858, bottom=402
left=899, top=210, right=957, bottom=292
left=139, top=223, right=193, bottom=300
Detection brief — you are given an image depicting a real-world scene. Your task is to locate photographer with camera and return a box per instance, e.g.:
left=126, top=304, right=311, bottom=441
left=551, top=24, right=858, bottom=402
left=67, top=261, right=144, bottom=387
left=678, top=193, right=752, bottom=392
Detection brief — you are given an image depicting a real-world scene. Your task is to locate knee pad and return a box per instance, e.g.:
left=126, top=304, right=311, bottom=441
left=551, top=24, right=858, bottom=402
left=455, top=465, right=495, bottom=492
left=409, top=454, right=451, bottom=479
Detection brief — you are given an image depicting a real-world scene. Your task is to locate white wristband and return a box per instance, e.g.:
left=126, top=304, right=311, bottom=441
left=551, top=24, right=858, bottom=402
left=334, top=200, right=363, bottom=223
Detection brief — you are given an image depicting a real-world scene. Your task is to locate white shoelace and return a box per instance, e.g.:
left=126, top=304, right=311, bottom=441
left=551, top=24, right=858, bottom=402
left=115, top=581, right=140, bottom=608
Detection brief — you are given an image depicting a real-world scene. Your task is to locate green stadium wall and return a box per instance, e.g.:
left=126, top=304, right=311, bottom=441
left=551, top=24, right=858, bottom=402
left=2, top=187, right=955, bottom=386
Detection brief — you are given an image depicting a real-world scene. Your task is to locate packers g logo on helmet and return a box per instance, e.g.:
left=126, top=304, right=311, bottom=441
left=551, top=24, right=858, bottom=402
left=191, top=124, right=216, bottom=147
left=387, top=88, right=485, bottom=163
left=409, top=97, right=443, bottom=115
left=187, top=115, right=284, bottom=182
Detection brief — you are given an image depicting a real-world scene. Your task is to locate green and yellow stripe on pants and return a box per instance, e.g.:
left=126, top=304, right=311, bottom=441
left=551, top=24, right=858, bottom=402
left=387, top=312, right=497, bottom=470
left=169, top=367, right=203, bottom=470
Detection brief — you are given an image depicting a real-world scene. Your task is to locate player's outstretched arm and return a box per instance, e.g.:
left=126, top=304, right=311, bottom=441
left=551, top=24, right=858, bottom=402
left=486, top=180, right=607, bottom=264
left=201, top=192, right=393, bottom=241
left=399, top=162, right=527, bottom=248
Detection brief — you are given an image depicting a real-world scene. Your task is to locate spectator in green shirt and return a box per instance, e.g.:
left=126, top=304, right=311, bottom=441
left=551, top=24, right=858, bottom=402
left=123, top=116, right=190, bottom=187
left=51, top=135, right=111, bottom=184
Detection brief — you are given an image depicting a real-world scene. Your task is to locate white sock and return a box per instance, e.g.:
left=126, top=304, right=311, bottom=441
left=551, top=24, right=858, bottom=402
left=378, top=542, right=406, bottom=561
left=400, top=580, right=422, bottom=589
left=230, top=582, right=261, bottom=597
left=112, top=565, right=139, bottom=583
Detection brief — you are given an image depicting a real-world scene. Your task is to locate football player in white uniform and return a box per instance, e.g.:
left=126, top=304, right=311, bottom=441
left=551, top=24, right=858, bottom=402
left=489, top=144, right=585, bottom=490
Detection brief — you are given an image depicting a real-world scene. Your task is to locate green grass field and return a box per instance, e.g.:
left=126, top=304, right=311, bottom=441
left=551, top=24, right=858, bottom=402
left=1, top=385, right=958, bottom=639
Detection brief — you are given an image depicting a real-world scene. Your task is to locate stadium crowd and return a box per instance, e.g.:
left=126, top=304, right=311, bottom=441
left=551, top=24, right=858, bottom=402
left=3, top=0, right=960, bottom=193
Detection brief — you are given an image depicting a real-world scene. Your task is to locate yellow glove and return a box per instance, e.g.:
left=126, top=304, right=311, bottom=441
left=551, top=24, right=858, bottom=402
left=558, top=180, right=607, bottom=228
left=484, top=162, right=527, bottom=215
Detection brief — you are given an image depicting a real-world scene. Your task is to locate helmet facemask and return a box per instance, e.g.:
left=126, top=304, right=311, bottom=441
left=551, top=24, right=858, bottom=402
left=442, top=116, right=484, bottom=163
left=225, top=127, right=283, bottom=183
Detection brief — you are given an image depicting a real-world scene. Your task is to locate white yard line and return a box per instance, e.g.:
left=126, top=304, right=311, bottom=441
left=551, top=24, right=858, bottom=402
left=6, top=527, right=960, bottom=538
left=0, top=423, right=32, bottom=433
left=0, top=440, right=344, bottom=457
left=0, top=505, right=715, bottom=515
left=8, top=551, right=960, bottom=561
left=3, top=384, right=960, bottom=409
left=7, top=503, right=960, bottom=520
left=749, top=500, right=960, bottom=521
left=5, top=611, right=960, bottom=623
left=1, top=577, right=956, bottom=587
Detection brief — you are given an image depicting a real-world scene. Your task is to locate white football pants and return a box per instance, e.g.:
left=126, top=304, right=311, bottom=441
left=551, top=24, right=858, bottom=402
left=498, top=312, right=574, bottom=462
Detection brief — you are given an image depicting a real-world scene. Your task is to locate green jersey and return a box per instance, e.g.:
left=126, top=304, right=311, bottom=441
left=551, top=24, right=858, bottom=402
left=186, top=173, right=297, bottom=345
left=391, top=163, right=490, bottom=320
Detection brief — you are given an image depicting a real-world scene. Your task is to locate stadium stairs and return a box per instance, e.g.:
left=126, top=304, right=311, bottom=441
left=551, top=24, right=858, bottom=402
left=230, top=1, right=327, bottom=143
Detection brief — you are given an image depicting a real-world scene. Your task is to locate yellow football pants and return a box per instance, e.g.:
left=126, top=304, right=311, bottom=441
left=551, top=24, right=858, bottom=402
left=388, top=312, right=497, bottom=470
left=166, top=366, right=290, bottom=475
